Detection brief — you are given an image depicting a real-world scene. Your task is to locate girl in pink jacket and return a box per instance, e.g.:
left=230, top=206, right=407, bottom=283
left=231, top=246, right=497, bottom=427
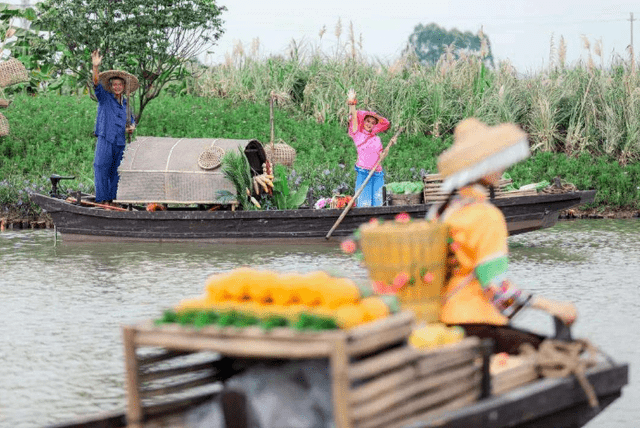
left=346, top=90, right=390, bottom=207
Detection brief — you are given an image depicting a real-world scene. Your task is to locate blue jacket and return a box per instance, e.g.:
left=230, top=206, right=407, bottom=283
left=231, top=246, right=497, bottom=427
left=93, top=83, right=134, bottom=146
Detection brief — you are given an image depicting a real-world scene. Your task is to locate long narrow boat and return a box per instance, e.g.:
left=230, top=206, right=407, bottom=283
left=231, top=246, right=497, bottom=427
left=29, top=189, right=596, bottom=242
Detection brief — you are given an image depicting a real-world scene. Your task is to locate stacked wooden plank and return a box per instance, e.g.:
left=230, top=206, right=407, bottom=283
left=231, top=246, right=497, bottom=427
left=490, top=354, right=539, bottom=395
left=423, top=174, right=538, bottom=204
left=122, top=312, right=483, bottom=428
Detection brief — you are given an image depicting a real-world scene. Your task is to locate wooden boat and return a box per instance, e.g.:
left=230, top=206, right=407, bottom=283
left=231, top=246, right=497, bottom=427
left=29, top=189, right=596, bottom=242
left=43, top=363, right=628, bottom=428
left=44, top=314, right=628, bottom=428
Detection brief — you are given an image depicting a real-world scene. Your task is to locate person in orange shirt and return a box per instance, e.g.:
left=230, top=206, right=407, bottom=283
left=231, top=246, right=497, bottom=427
left=429, top=118, right=577, bottom=354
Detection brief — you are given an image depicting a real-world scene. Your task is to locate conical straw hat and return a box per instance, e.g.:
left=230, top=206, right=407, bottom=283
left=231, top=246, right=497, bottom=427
left=438, top=118, right=529, bottom=192
left=98, top=70, right=139, bottom=93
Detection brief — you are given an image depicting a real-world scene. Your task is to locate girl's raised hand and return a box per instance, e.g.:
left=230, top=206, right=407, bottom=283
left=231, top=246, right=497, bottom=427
left=347, top=88, right=356, bottom=104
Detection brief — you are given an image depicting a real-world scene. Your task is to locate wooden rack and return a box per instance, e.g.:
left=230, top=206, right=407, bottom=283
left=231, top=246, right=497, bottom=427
left=122, top=312, right=483, bottom=428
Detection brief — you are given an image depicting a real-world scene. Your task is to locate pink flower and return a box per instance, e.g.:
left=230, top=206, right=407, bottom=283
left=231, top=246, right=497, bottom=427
left=422, top=272, right=434, bottom=283
left=393, top=272, right=410, bottom=289
left=450, top=242, right=461, bottom=252
left=340, top=239, right=357, bottom=254
left=395, top=212, right=411, bottom=223
left=369, top=217, right=380, bottom=225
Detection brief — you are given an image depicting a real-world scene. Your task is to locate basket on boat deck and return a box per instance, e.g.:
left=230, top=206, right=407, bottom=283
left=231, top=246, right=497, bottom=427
left=264, top=91, right=297, bottom=166
left=359, top=220, right=449, bottom=323
left=264, top=140, right=296, bottom=167
left=423, top=173, right=536, bottom=203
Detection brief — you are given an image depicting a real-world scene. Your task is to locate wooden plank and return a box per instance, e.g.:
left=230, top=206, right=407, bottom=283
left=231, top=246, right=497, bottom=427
left=348, top=347, right=420, bottom=381
left=383, top=389, right=480, bottom=428
left=134, top=329, right=334, bottom=358
left=139, top=358, right=221, bottom=382
left=355, top=378, right=480, bottom=428
left=415, top=348, right=480, bottom=378
left=122, top=326, right=143, bottom=428
left=331, top=338, right=352, bottom=428
left=137, top=350, right=194, bottom=367
left=350, top=365, right=417, bottom=405
left=351, top=365, right=480, bottom=421
left=141, top=372, right=221, bottom=398
left=347, top=311, right=414, bottom=341
left=346, top=323, right=412, bottom=357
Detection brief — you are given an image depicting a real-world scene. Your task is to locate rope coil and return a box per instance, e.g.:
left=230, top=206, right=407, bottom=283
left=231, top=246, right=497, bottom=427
left=520, top=339, right=603, bottom=408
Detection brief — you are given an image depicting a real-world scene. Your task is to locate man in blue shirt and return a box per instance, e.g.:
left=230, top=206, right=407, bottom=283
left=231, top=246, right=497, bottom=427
left=91, top=49, right=138, bottom=205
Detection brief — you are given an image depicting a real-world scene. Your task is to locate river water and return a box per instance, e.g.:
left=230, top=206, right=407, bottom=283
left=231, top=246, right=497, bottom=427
left=0, top=220, right=637, bottom=428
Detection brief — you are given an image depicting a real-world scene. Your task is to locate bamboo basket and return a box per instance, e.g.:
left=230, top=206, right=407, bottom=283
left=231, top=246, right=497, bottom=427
left=0, top=58, right=29, bottom=88
left=359, top=220, right=448, bottom=323
left=264, top=92, right=296, bottom=166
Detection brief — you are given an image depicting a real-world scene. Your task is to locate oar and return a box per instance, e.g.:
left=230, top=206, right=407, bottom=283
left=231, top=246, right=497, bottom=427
left=326, top=127, right=404, bottom=239
left=126, top=90, right=132, bottom=145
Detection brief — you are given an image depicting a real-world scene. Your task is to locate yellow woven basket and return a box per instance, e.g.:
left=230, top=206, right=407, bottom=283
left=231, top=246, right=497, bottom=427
left=359, top=219, right=448, bottom=322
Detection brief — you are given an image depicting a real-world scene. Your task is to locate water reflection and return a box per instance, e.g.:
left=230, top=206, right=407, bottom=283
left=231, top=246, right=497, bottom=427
left=0, top=220, right=638, bottom=428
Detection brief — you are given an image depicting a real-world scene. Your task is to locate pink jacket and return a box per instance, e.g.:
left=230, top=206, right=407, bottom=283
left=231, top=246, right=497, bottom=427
left=348, top=110, right=390, bottom=172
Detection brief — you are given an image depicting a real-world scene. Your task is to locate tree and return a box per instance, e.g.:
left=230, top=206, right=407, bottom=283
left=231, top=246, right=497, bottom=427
left=24, top=0, right=226, bottom=123
left=406, top=23, right=493, bottom=66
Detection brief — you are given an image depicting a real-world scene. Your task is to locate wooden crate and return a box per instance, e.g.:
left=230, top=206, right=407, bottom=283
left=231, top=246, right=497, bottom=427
left=122, top=312, right=483, bottom=428
left=490, top=354, right=539, bottom=395
left=422, top=173, right=535, bottom=204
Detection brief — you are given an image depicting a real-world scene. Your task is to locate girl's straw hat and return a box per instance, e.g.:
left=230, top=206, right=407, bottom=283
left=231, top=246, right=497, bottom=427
left=98, top=70, right=140, bottom=93
left=437, top=118, right=530, bottom=192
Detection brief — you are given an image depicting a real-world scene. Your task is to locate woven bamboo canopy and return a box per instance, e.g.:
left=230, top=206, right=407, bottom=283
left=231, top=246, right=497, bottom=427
left=116, top=136, right=259, bottom=204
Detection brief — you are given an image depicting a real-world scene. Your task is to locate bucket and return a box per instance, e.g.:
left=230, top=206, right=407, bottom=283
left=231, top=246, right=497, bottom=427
left=359, top=219, right=448, bottom=322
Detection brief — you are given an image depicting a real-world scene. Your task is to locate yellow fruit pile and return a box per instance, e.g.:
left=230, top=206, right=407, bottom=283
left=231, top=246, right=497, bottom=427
left=176, top=268, right=399, bottom=329
left=408, top=323, right=465, bottom=350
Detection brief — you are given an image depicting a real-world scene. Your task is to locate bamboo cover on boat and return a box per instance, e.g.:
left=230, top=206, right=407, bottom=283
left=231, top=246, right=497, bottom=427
left=359, top=220, right=448, bottom=323
left=116, top=136, right=257, bottom=204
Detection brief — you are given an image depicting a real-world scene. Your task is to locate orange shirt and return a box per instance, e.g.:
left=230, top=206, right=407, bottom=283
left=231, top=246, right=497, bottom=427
left=435, top=185, right=510, bottom=326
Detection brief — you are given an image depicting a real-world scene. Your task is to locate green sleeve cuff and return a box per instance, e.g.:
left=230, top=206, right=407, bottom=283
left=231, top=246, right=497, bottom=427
left=475, top=256, right=509, bottom=286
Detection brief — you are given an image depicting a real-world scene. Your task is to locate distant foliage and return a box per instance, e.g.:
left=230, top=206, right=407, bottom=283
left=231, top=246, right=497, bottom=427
left=2, top=0, right=226, bottom=124
left=405, top=23, right=494, bottom=66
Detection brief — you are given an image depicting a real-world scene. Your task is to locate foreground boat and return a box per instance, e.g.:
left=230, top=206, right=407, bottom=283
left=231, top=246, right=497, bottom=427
left=45, top=316, right=627, bottom=428
left=29, top=190, right=596, bottom=242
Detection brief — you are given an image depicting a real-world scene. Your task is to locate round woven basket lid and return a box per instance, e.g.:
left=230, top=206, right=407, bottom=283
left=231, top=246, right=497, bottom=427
left=198, top=146, right=225, bottom=170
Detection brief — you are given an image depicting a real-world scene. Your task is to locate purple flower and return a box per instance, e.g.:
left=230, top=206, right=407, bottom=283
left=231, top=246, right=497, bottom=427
left=323, top=169, right=331, bottom=176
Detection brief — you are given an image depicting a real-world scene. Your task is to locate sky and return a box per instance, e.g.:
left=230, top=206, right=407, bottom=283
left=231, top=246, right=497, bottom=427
left=204, top=0, right=640, bottom=72
left=6, top=0, right=639, bottom=72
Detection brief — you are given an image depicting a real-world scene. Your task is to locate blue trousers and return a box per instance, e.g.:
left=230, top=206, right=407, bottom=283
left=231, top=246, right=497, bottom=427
left=355, top=165, right=384, bottom=207
left=94, top=137, right=125, bottom=202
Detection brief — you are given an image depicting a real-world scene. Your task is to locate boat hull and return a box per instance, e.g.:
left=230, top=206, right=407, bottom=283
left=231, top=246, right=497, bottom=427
left=29, top=190, right=596, bottom=242
left=43, top=362, right=627, bottom=428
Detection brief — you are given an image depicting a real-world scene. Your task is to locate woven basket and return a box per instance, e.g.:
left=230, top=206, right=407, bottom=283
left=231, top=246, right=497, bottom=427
left=359, top=220, right=448, bottom=322
left=0, top=113, right=9, bottom=136
left=389, top=192, right=422, bottom=206
left=197, top=145, right=225, bottom=170
left=0, top=58, right=29, bottom=88
left=264, top=141, right=296, bottom=167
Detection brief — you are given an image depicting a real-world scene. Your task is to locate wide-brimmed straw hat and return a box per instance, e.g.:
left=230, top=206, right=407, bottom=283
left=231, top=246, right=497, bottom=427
left=437, top=118, right=530, bottom=193
left=98, top=70, right=139, bottom=93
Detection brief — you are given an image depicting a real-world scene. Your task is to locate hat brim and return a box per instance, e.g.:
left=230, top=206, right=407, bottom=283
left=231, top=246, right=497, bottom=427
left=440, top=138, right=530, bottom=193
left=98, top=70, right=139, bottom=93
